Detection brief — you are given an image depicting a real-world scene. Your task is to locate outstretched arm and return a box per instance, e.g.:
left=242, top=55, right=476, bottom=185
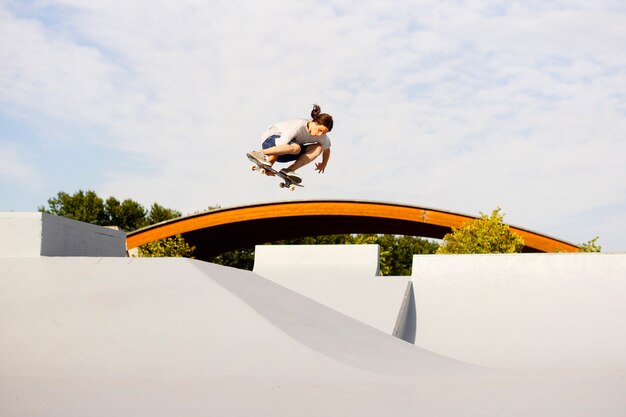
left=315, top=148, right=331, bottom=173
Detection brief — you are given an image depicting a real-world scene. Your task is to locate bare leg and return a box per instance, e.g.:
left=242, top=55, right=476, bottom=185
left=262, top=143, right=301, bottom=157
left=287, top=144, right=323, bottom=172
left=257, top=143, right=301, bottom=175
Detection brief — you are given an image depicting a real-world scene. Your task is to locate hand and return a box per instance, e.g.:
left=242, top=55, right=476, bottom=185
left=315, top=162, right=326, bottom=173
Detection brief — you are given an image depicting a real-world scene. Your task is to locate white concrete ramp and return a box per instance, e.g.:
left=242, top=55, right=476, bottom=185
left=0, top=212, right=126, bottom=257
left=411, top=253, right=626, bottom=369
left=0, top=257, right=450, bottom=380
left=253, top=245, right=412, bottom=338
left=2, top=257, right=626, bottom=416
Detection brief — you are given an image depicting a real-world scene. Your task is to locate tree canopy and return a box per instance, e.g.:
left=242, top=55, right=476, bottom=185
left=39, top=190, right=181, bottom=232
left=137, top=234, right=196, bottom=258
left=436, top=208, right=525, bottom=254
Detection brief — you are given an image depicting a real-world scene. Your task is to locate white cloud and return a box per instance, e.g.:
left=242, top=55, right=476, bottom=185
left=0, top=143, right=41, bottom=186
left=0, top=7, right=119, bottom=129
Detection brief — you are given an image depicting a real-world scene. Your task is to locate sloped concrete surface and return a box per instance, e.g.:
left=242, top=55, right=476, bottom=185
left=253, top=245, right=412, bottom=337
left=1, top=257, right=626, bottom=416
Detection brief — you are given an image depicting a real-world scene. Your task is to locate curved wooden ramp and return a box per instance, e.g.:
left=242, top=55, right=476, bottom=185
left=127, top=200, right=579, bottom=258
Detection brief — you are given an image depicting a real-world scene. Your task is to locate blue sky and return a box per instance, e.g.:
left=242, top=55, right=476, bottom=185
left=1, top=0, right=625, bottom=251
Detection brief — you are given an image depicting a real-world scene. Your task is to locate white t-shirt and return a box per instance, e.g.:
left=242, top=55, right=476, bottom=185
left=261, top=119, right=331, bottom=150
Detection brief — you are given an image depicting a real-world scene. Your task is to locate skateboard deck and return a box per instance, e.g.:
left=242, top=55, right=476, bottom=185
left=246, top=153, right=304, bottom=191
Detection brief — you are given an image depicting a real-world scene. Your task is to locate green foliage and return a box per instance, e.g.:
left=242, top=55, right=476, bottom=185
left=436, top=208, right=525, bottom=254
left=40, top=190, right=107, bottom=224
left=578, top=236, right=601, bottom=252
left=104, top=197, right=148, bottom=231
left=374, top=234, right=439, bottom=276
left=146, top=203, right=182, bottom=226
left=137, top=234, right=195, bottom=258
left=208, top=247, right=256, bottom=270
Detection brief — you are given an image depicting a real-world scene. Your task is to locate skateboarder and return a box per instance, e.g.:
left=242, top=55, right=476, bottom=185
left=247, top=104, right=333, bottom=184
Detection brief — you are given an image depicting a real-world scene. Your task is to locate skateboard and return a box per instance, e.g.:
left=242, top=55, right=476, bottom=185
left=246, top=153, right=304, bottom=191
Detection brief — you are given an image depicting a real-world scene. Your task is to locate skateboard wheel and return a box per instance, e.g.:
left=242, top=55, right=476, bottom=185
left=259, top=168, right=266, bottom=175
left=289, top=185, right=296, bottom=191
left=279, top=183, right=285, bottom=188
left=251, top=165, right=257, bottom=171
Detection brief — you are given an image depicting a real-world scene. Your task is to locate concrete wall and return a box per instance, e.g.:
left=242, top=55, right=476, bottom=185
left=0, top=212, right=126, bottom=257
left=410, top=253, right=626, bottom=369
left=253, top=245, right=413, bottom=339
left=254, top=244, right=381, bottom=277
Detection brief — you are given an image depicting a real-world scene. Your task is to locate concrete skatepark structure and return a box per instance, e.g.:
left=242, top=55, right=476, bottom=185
left=2, top=211, right=626, bottom=416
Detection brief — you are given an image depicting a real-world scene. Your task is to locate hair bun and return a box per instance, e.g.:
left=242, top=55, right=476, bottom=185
left=311, top=104, right=321, bottom=119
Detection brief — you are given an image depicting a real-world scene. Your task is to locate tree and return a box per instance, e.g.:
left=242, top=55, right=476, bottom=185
left=40, top=190, right=107, bottom=225
left=578, top=237, right=601, bottom=252
left=146, top=203, right=182, bottom=226
left=137, top=234, right=195, bottom=258
left=105, top=197, right=147, bottom=231
left=208, top=247, right=256, bottom=271
left=376, top=234, right=439, bottom=275
left=436, top=208, right=525, bottom=254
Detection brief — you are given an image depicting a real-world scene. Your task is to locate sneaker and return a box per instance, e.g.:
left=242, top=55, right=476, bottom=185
left=280, top=168, right=302, bottom=184
left=247, top=150, right=271, bottom=167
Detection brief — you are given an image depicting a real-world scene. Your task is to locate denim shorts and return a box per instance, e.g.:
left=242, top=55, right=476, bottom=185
left=262, top=134, right=309, bottom=163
